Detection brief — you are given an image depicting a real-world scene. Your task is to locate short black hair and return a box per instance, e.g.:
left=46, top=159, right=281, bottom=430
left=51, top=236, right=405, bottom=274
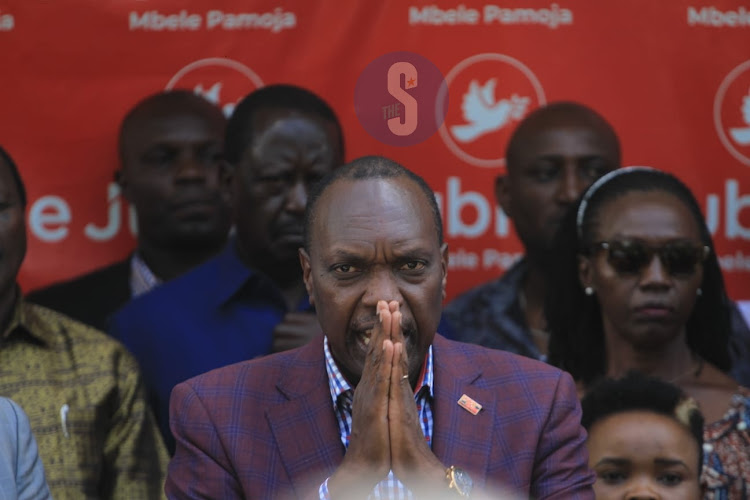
left=118, top=89, right=225, bottom=164
left=0, top=145, right=27, bottom=207
left=547, top=168, right=732, bottom=384
left=225, top=84, right=344, bottom=166
left=303, top=155, right=443, bottom=251
left=581, top=371, right=705, bottom=470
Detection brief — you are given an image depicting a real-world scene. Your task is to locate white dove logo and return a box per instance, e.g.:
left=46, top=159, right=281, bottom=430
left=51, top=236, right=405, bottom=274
left=166, top=57, right=263, bottom=119
left=194, top=82, right=238, bottom=118
left=438, top=53, right=545, bottom=168
left=450, top=79, right=531, bottom=143
left=730, top=88, right=750, bottom=146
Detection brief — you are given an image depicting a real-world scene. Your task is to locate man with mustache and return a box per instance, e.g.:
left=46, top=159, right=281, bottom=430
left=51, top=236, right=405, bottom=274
left=28, top=90, right=232, bottom=331
left=109, top=84, right=345, bottom=453
left=165, top=156, right=593, bottom=499
left=443, top=102, right=621, bottom=361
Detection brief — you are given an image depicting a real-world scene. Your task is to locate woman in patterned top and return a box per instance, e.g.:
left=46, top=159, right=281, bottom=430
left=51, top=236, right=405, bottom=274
left=547, top=167, right=749, bottom=498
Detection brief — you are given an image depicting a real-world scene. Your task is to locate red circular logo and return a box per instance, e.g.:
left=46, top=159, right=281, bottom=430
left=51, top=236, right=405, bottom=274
left=354, top=51, right=448, bottom=147
left=715, top=59, right=750, bottom=167
left=166, top=57, right=264, bottom=117
left=439, top=53, right=546, bottom=169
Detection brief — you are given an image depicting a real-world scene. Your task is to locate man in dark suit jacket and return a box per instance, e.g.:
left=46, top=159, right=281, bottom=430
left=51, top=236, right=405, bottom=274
left=28, top=90, right=232, bottom=330
left=166, top=156, right=593, bottom=499
left=28, top=259, right=130, bottom=332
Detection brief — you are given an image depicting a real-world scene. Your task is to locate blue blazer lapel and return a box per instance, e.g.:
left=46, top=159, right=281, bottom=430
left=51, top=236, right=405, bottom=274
left=266, top=337, right=344, bottom=495
left=431, top=335, right=496, bottom=489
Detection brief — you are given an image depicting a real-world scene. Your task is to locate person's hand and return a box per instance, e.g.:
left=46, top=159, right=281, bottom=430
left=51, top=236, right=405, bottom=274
left=271, top=312, right=321, bottom=353
left=387, top=302, right=446, bottom=494
left=327, top=301, right=394, bottom=498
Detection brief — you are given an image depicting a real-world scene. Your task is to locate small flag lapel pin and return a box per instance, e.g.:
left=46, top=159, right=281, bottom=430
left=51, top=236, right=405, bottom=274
left=458, top=394, right=482, bottom=415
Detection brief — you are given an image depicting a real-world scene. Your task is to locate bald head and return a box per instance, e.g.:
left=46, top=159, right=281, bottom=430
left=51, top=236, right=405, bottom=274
left=496, top=102, right=620, bottom=262
left=506, top=101, right=620, bottom=174
left=118, top=90, right=226, bottom=163
left=304, top=155, right=443, bottom=251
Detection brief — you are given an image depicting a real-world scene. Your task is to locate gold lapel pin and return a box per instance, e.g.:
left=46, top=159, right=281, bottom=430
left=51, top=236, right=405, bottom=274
left=458, top=394, right=482, bottom=415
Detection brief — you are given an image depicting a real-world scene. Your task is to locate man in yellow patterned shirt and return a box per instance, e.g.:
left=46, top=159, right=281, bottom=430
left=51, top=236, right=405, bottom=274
left=0, top=145, right=168, bottom=498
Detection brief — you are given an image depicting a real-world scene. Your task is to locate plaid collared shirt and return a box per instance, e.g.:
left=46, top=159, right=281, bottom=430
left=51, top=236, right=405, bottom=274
left=319, top=337, right=434, bottom=499
left=129, top=253, right=162, bottom=298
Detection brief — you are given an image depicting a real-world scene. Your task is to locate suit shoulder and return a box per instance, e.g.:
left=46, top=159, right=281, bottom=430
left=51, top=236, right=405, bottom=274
left=181, top=346, right=304, bottom=392
left=28, top=259, right=130, bottom=299
left=114, top=255, right=224, bottom=318
left=26, top=259, right=131, bottom=326
left=438, top=336, right=564, bottom=379
left=25, top=303, right=138, bottom=364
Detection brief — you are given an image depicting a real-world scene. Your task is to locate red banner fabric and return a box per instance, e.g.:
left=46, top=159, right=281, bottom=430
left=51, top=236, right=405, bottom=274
left=1, top=0, right=748, bottom=301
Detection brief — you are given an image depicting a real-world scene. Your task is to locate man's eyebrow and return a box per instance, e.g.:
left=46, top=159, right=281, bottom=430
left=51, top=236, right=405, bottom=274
left=326, top=248, right=367, bottom=261
left=392, top=246, right=434, bottom=258
left=328, top=249, right=356, bottom=257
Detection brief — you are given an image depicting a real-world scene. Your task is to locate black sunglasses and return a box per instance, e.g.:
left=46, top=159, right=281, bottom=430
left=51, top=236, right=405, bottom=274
left=588, top=240, right=710, bottom=277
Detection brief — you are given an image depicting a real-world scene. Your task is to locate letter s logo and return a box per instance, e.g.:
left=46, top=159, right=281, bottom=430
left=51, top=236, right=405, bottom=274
left=387, top=62, right=418, bottom=136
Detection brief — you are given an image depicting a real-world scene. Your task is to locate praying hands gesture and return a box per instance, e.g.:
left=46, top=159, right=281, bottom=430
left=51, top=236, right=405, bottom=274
left=327, top=300, right=447, bottom=498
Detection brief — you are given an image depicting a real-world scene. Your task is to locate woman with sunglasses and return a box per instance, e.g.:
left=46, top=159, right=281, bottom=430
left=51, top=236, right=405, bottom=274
left=546, top=167, right=749, bottom=498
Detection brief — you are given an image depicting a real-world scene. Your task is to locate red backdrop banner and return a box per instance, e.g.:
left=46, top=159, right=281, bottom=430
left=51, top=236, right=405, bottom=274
left=1, top=0, right=749, bottom=301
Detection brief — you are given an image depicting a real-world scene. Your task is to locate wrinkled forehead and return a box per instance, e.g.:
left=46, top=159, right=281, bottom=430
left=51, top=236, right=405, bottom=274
left=522, top=126, right=615, bottom=158
left=250, top=109, right=339, bottom=141
left=140, top=111, right=223, bottom=136
left=509, top=120, right=618, bottom=171
left=310, top=177, right=437, bottom=249
left=124, top=107, right=224, bottom=145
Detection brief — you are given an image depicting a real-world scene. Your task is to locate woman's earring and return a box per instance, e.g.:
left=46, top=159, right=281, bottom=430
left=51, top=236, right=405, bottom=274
left=696, top=288, right=703, bottom=296
left=585, top=287, right=594, bottom=296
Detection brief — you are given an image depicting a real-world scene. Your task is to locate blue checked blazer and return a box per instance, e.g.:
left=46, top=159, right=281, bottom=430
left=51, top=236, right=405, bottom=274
left=166, top=334, right=594, bottom=499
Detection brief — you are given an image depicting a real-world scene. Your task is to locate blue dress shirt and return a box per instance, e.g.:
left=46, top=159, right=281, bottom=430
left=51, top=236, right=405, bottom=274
left=0, top=397, right=52, bottom=500
left=109, top=239, right=313, bottom=453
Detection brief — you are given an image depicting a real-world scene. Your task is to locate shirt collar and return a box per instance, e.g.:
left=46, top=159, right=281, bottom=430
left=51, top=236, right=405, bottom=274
left=207, top=239, right=256, bottom=307
left=129, top=253, right=162, bottom=297
left=210, top=238, right=313, bottom=312
left=2, top=296, right=55, bottom=347
left=324, top=336, right=434, bottom=408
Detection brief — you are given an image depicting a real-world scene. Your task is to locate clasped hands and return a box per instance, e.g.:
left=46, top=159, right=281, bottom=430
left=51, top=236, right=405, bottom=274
left=328, top=300, right=446, bottom=498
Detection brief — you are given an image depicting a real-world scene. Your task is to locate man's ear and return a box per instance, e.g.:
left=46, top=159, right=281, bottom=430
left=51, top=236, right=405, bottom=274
left=578, top=254, right=593, bottom=291
left=299, top=248, right=314, bottom=306
left=495, top=175, right=512, bottom=217
left=440, top=243, right=449, bottom=300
